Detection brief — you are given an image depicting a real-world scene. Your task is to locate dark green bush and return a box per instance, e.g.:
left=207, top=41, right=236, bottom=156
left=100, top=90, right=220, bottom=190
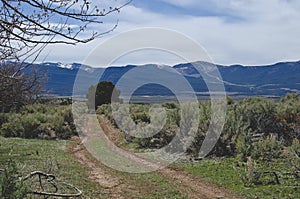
left=0, top=114, right=24, bottom=137
left=0, top=113, right=9, bottom=127
left=162, top=102, right=179, bottom=109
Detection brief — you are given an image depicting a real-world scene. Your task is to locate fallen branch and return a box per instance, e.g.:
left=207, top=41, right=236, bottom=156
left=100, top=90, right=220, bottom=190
left=23, top=170, right=82, bottom=197
left=23, top=171, right=56, bottom=181
left=29, top=182, right=82, bottom=198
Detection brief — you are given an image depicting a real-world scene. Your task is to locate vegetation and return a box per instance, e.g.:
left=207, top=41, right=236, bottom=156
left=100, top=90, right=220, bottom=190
left=97, top=93, right=300, bottom=197
left=0, top=159, right=28, bottom=198
left=87, top=81, right=122, bottom=110
left=0, top=137, right=103, bottom=198
left=98, top=94, right=300, bottom=160
left=0, top=93, right=299, bottom=197
left=0, top=138, right=186, bottom=198
left=0, top=104, right=77, bottom=139
left=0, top=63, right=45, bottom=112
left=179, top=157, right=299, bottom=198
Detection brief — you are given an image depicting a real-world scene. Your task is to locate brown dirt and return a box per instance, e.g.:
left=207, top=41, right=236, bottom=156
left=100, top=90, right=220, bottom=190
left=69, top=137, right=126, bottom=198
left=159, top=166, right=238, bottom=199
left=70, top=137, right=120, bottom=188
left=69, top=115, right=242, bottom=199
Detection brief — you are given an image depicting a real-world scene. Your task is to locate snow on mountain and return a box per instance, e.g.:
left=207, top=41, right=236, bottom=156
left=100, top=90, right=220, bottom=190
left=58, top=63, right=73, bottom=69
left=42, top=62, right=94, bottom=72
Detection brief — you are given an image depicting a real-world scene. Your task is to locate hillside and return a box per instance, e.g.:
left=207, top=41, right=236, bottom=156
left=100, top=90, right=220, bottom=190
left=23, top=60, right=300, bottom=99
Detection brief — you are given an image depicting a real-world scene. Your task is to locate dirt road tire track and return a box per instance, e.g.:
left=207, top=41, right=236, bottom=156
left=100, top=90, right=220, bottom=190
left=70, top=115, right=242, bottom=198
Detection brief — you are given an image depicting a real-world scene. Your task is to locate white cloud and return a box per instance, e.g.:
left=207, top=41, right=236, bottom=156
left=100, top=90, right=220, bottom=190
left=160, top=0, right=200, bottom=7
left=39, top=0, right=300, bottom=66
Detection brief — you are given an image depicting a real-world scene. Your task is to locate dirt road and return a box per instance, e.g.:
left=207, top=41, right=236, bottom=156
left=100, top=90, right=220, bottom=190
left=69, top=115, right=241, bottom=198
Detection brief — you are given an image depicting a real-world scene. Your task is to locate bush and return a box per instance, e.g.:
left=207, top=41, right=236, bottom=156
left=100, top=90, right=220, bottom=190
left=241, top=157, right=260, bottom=187
left=0, top=113, right=9, bottom=127
left=162, top=102, right=179, bottom=109
left=235, top=98, right=277, bottom=136
left=290, top=139, right=300, bottom=157
left=0, top=160, right=28, bottom=198
left=0, top=104, right=77, bottom=139
left=0, top=114, right=24, bottom=137
left=96, top=104, right=114, bottom=123
left=133, top=124, right=177, bottom=149
left=276, top=94, right=300, bottom=145
left=251, top=135, right=282, bottom=161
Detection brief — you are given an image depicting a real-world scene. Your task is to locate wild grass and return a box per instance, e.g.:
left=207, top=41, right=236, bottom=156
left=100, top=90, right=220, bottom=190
left=179, top=157, right=300, bottom=198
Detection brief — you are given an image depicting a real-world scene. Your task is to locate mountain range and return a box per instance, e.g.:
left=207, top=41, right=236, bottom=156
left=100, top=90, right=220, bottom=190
left=24, top=60, right=300, bottom=101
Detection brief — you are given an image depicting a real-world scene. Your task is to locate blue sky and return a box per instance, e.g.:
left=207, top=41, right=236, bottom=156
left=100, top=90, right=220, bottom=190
left=38, top=0, right=300, bottom=67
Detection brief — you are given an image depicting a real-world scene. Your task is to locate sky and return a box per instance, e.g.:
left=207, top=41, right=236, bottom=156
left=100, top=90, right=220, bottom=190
left=37, top=0, right=300, bottom=67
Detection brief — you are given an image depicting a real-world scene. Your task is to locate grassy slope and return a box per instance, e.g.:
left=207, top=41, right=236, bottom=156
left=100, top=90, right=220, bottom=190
left=0, top=137, right=186, bottom=198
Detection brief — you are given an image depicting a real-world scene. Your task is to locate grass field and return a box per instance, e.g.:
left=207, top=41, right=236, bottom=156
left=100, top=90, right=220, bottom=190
left=0, top=137, right=104, bottom=198
left=1, top=137, right=299, bottom=198
left=0, top=137, right=186, bottom=198
left=179, top=157, right=300, bottom=198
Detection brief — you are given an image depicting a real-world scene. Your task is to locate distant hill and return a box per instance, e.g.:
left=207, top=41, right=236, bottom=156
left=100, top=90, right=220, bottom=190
left=22, top=60, right=300, bottom=100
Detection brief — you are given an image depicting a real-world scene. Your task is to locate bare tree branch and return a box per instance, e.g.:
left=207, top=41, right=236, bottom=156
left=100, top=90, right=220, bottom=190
left=0, top=0, right=131, bottom=112
left=0, top=0, right=132, bottom=61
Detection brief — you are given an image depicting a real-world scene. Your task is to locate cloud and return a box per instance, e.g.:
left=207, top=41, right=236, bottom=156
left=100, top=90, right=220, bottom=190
left=160, top=0, right=200, bottom=7
left=39, top=0, right=300, bottom=66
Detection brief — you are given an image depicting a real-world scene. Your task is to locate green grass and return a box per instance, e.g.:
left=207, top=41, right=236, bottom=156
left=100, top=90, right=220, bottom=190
left=0, top=137, right=186, bottom=198
left=0, top=137, right=106, bottom=198
left=178, top=157, right=300, bottom=198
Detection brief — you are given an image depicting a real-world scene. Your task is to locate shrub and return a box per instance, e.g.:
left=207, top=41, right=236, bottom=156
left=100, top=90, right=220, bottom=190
left=96, top=104, right=114, bottom=123
left=162, top=102, right=179, bottom=109
left=97, top=97, right=299, bottom=160
left=0, top=104, right=77, bottom=139
left=290, top=139, right=300, bottom=157
left=131, top=112, right=150, bottom=124
left=235, top=98, right=277, bottom=136
left=0, top=114, right=24, bottom=137
left=0, top=113, right=9, bottom=127
left=251, top=134, right=283, bottom=161
left=276, top=94, right=300, bottom=145
left=166, top=108, right=180, bottom=127
left=0, top=160, right=28, bottom=198
left=241, top=157, right=260, bottom=187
